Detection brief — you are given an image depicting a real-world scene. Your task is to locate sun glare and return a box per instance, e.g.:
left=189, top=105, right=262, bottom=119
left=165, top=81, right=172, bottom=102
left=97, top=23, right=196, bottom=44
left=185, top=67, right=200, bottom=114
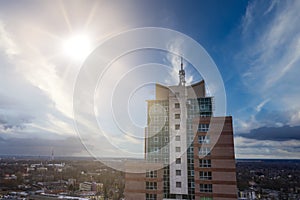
left=63, top=34, right=91, bottom=61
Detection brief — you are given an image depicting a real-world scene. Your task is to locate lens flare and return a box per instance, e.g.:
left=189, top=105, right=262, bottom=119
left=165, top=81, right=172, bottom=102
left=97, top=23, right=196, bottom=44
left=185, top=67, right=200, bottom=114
left=63, top=34, right=91, bottom=61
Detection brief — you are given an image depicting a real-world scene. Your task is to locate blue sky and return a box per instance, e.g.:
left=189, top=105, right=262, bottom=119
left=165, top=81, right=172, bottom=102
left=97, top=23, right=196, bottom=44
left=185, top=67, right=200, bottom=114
left=0, top=0, right=299, bottom=159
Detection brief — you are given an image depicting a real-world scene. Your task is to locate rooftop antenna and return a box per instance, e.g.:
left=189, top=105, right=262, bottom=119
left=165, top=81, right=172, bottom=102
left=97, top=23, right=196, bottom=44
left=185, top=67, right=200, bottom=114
left=181, top=57, right=183, bottom=70
left=51, top=147, right=54, bottom=161
left=179, top=56, right=186, bottom=86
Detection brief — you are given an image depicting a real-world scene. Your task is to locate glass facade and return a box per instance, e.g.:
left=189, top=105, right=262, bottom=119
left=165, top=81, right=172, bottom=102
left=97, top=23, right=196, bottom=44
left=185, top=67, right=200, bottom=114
left=146, top=100, right=169, bottom=164
left=146, top=94, right=213, bottom=199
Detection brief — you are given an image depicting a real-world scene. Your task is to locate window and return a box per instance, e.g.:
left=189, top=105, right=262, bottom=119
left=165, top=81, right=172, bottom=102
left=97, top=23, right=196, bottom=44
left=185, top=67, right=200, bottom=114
left=198, top=124, right=209, bottom=132
left=200, top=171, right=212, bottom=180
left=146, top=170, right=157, bottom=178
left=146, top=193, right=157, bottom=200
left=199, top=159, right=211, bottom=168
left=176, top=158, right=181, bottom=164
left=175, top=124, right=180, bottom=130
left=191, top=182, right=195, bottom=188
left=198, top=135, right=210, bottom=144
left=188, top=158, right=194, bottom=165
left=199, top=147, right=211, bottom=156
left=200, top=104, right=206, bottom=111
left=165, top=126, right=169, bottom=131
left=200, top=184, right=212, bottom=193
left=154, top=137, right=158, bottom=142
left=146, top=182, right=157, bottom=190
left=188, top=146, right=194, bottom=153
left=176, top=170, right=181, bottom=176
left=188, top=124, right=192, bottom=130
left=153, top=105, right=158, bottom=112
left=176, top=182, right=182, bottom=188
left=176, top=147, right=181, bottom=152
left=175, top=114, right=180, bottom=119
left=175, top=135, right=180, bottom=141
left=175, top=103, right=180, bottom=108
left=165, top=116, right=169, bottom=122
left=165, top=137, right=169, bottom=142
left=190, top=104, right=195, bottom=110
left=164, top=158, right=169, bottom=164
left=154, top=147, right=159, bottom=152
left=200, top=113, right=211, bottom=117
left=200, top=197, right=213, bottom=200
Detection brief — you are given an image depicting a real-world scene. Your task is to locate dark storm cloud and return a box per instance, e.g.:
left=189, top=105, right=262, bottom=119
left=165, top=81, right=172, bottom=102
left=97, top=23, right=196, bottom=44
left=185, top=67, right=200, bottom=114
left=0, top=60, right=51, bottom=135
left=238, top=125, right=300, bottom=141
left=0, top=113, right=30, bottom=132
left=0, top=136, right=87, bottom=156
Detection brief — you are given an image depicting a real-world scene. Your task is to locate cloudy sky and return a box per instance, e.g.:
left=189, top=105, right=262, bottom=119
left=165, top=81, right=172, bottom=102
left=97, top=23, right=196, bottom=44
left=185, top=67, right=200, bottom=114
left=0, top=0, right=299, bottom=159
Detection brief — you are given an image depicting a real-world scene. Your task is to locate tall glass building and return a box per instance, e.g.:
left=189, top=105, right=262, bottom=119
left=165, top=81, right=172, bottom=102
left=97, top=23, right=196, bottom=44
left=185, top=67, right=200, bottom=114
left=125, top=63, right=237, bottom=200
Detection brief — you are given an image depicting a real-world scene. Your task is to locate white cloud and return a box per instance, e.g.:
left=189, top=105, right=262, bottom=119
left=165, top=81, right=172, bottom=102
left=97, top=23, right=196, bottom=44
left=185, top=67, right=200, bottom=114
left=0, top=21, right=19, bottom=57
left=234, top=137, right=299, bottom=159
left=263, top=0, right=279, bottom=15
left=164, top=38, right=194, bottom=85
left=234, top=115, right=261, bottom=134
left=241, top=1, right=255, bottom=35
left=289, top=111, right=300, bottom=126
left=0, top=18, right=78, bottom=139
left=241, top=1, right=300, bottom=90
left=255, top=98, right=270, bottom=112
left=235, top=0, right=300, bottom=131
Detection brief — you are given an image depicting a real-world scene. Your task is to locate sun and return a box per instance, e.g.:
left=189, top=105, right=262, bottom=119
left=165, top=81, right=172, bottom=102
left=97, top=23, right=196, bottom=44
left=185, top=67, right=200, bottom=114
left=63, top=34, right=91, bottom=61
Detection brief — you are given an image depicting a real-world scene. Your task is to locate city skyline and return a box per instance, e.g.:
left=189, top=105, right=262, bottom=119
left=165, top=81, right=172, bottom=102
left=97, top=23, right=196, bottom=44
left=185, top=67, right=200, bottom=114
left=0, top=0, right=299, bottom=159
